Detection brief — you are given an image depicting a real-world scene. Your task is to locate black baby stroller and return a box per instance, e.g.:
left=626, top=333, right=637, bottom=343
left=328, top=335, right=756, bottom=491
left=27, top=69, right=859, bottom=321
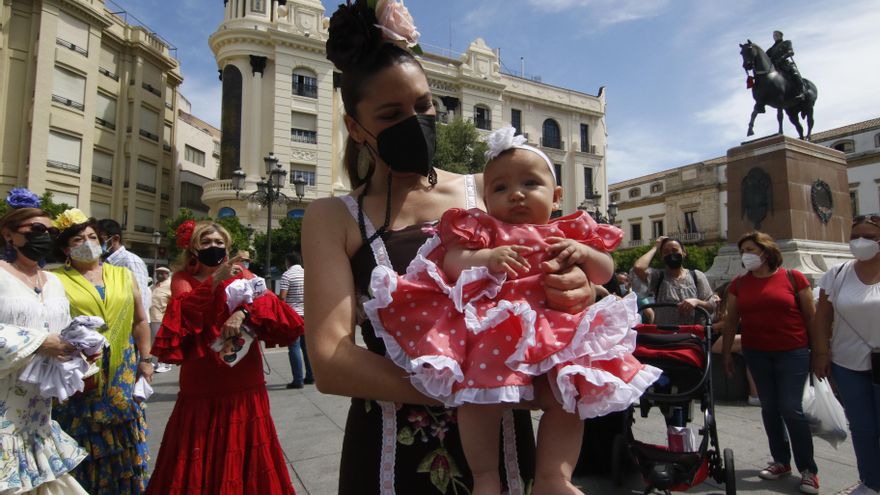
left=610, top=303, right=735, bottom=495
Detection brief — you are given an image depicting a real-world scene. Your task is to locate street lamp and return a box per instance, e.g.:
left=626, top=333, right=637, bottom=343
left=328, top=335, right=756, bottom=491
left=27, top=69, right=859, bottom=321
left=151, top=231, right=161, bottom=280
left=292, top=175, right=307, bottom=202
left=230, top=152, right=289, bottom=284
left=607, top=201, right=618, bottom=225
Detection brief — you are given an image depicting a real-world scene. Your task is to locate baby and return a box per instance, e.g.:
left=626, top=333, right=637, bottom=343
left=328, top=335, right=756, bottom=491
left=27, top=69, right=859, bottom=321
left=366, top=127, right=661, bottom=494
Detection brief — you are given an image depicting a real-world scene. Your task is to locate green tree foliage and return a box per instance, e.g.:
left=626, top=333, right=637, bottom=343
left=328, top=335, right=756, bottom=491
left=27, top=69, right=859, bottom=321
left=434, top=117, right=488, bottom=174
left=252, top=217, right=302, bottom=277
left=0, top=191, right=72, bottom=218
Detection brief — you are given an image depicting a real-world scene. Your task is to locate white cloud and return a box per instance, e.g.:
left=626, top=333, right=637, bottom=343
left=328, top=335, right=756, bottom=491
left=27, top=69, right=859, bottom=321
left=179, top=74, right=222, bottom=128
left=526, top=0, right=670, bottom=26
left=607, top=123, right=704, bottom=184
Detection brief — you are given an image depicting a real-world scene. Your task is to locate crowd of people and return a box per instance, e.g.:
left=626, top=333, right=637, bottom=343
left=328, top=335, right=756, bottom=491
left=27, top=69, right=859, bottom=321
left=1, top=1, right=878, bottom=494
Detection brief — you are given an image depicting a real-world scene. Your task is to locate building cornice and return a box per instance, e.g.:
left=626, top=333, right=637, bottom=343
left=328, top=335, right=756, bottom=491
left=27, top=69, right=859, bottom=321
left=56, top=0, right=112, bottom=29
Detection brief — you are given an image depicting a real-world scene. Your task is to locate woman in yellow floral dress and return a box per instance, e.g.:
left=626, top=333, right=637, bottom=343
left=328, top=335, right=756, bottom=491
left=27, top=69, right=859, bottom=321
left=50, top=209, right=153, bottom=494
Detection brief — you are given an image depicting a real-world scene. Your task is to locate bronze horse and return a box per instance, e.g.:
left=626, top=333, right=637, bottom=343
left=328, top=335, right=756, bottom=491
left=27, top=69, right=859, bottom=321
left=739, top=40, right=817, bottom=139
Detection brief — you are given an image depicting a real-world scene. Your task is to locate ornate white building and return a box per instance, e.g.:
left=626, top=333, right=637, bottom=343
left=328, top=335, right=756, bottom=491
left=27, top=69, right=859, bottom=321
left=203, top=0, right=609, bottom=230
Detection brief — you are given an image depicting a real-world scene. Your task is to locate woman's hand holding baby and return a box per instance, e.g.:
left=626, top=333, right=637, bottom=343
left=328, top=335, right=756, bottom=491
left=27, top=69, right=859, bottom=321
left=488, top=245, right=532, bottom=277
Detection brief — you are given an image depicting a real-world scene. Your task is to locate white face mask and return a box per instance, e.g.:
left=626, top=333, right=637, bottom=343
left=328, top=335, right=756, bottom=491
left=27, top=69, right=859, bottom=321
left=849, top=237, right=880, bottom=261
left=741, top=252, right=764, bottom=271
left=69, top=241, right=103, bottom=262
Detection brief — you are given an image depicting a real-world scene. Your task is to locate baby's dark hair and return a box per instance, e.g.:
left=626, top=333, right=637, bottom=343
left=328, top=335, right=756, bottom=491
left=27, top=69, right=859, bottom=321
left=326, top=0, right=425, bottom=189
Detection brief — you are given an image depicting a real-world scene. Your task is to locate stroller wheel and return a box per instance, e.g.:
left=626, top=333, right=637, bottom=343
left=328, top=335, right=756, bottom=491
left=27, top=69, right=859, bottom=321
left=723, top=448, right=736, bottom=495
left=611, top=433, right=626, bottom=486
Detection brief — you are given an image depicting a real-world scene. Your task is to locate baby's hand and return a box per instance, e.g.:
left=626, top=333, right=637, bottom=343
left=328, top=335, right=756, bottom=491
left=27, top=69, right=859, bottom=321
left=488, top=245, right=532, bottom=277
left=542, top=237, right=593, bottom=271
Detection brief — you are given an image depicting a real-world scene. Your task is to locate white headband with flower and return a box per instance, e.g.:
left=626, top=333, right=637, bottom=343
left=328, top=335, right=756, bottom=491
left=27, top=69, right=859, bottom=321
left=484, top=126, right=556, bottom=180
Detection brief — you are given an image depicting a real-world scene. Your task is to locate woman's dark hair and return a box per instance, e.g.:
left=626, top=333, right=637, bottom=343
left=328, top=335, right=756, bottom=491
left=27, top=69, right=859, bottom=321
left=326, top=0, right=423, bottom=189
left=737, top=230, right=783, bottom=270
left=53, top=218, right=98, bottom=260
left=658, top=237, right=687, bottom=256
left=0, top=208, right=52, bottom=251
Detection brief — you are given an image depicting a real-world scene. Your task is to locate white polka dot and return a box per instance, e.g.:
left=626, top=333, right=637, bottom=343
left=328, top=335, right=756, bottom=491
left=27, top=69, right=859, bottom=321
left=421, top=311, right=428, bottom=316
left=479, top=343, right=484, bottom=348
left=525, top=290, right=532, bottom=295
left=460, top=340, right=465, bottom=345
left=496, top=375, right=503, bottom=381
left=406, top=294, right=412, bottom=300
left=389, top=308, right=395, bottom=314
left=427, top=336, right=432, bottom=342
left=400, top=316, right=406, bottom=322
left=408, top=341, right=415, bottom=347
left=450, top=329, right=456, bottom=334
left=480, top=363, right=487, bottom=369
left=468, top=380, right=475, bottom=386
left=492, top=349, right=500, bottom=355
left=622, top=365, right=630, bottom=372
left=409, top=303, right=416, bottom=308
left=505, top=335, right=512, bottom=342
left=432, top=301, right=438, bottom=307
left=395, top=331, right=401, bottom=336
left=415, top=325, right=421, bottom=331
left=565, top=315, right=573, bottom=321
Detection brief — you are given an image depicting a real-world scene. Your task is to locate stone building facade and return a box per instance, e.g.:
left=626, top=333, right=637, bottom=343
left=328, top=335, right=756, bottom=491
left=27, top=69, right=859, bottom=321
left=202, top=0, right=609, bottom=230
left=0, top=0, right=182, bottom=259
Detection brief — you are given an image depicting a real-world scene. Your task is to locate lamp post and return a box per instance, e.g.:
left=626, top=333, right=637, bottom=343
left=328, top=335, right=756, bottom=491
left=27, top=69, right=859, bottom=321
left=230, top=152, right=288, bottom=284
left=151, top=231, right=161, bottom=280
left=292, top=175, right=307, bottom=202
left=578, top=198, right=618, bottom=225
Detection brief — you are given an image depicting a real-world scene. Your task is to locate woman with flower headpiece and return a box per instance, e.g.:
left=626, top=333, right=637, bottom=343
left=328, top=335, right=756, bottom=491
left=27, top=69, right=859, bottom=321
left=0, top=189, right=88, bottom=494
left=302, top=1, right=598, bottom=493
left=146, top=220, right=303, bottom=495
left=50, top=208, right=152, bottom=494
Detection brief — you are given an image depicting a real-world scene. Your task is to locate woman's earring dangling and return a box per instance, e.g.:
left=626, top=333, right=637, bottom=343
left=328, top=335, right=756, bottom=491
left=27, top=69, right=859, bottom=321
left=428, top=167, right=438, bottom=187
left=357, top=145, right=372, bottom=181
left=64, top=256, right=71, bottom=269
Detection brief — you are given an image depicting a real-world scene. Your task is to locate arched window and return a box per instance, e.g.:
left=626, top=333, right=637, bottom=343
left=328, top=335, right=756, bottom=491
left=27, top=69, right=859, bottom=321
left=292, top=68, right=318, bottom=98
left=542, top=119, right=561, bottom=149
left=473, top=105, right=491, bottom=130
left=218, top=207, right=237, bottom=218
left=832, top=139, right=854, bottom=153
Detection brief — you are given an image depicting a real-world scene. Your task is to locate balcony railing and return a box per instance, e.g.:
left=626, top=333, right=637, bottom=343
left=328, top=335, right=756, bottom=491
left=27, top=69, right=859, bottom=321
left=474, top=117, right=491, bottom=130
left=55, top=38, right=87, bottom=56
left=668, top=231, right=705, bottom=244
left=291, top=129, right=317, bottom=144
left=134, top=225, right=155, bottom=233
left=95, top=117, right=116, bottom=130
left=98, top=67, right=119, bottom=81
left=540, top=137, right=565, bottom=150
left=292, top=82, right=318, bottom=98
left=92, top=175, right=113, bottom=185
left=142, top=82, right=161, bottom=98
left=628, top=239, right=646, bottom=248
left=136, top=184, right=157, bottom=193
left=52, top=94, right=84, bottom=111
left=47, top=160, right=81, bottom=173
left=139, top=129, right=160, bottom=142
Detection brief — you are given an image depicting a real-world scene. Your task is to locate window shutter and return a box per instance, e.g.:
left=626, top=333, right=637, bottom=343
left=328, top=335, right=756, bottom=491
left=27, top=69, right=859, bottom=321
left=52, top=66, right=86, bottom=105
left=93, top=150, right=113, bottom=179
left=57, top=12, right=90, bottom=52
left=96, top=93, right=116, bottom=124
left=136, top=160, right=157, bottom=188
left=47, top=132, right=82, bottom=167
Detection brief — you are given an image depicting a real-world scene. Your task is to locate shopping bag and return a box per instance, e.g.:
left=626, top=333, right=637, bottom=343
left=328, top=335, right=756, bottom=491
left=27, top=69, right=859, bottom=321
left=802, top=373, right=848, bottom=448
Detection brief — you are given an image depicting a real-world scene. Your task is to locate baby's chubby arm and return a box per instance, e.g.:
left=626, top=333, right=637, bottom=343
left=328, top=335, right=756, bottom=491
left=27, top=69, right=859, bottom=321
left=542, top=237, right=614, bottom=285
left=442, top=241, right=533, bottom=281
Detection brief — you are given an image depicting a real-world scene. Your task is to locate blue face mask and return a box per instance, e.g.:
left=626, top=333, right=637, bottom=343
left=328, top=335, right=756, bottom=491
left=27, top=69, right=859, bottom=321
left=241, top=262, right=250, bottom=269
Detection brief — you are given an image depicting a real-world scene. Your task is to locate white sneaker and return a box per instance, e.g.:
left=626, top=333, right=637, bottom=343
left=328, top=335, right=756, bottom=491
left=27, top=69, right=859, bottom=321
left=154, top=363, right=172, bottom=373
left=850, top=484, right=880, bottom=495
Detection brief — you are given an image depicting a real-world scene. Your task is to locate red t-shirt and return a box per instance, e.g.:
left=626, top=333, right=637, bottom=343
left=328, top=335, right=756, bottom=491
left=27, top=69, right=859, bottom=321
left=728, top=269, right=810, bottom=351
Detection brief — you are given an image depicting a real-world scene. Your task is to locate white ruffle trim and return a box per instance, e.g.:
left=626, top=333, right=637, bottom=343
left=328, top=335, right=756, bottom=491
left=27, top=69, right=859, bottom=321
left=551, top=362, right=663, bottom=419
left=408, top=355, right=464, bottom=403
left=509, top=292, right=641, bottom=376
left=405, top=235, right=452, bottom=295
left=464, top=299, right=536, bottom=339
left=451, top=266, right=506, bottom=312
left=449, top=384, right=535, bottom=407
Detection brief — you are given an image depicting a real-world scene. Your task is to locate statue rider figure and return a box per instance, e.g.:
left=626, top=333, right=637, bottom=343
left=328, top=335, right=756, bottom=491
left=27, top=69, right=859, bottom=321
left=766, top=30, right=806, bottom=99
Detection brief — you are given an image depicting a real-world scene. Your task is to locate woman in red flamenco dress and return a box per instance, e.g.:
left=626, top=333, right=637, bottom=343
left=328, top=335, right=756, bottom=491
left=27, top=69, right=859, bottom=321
left=146, top=220, right=303, bottom=495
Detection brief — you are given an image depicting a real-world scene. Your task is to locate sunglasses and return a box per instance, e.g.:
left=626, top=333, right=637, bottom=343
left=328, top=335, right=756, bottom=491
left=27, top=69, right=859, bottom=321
left=16, top=223, right=59, bottom=237
left=853, top=214, right=880, bottom=228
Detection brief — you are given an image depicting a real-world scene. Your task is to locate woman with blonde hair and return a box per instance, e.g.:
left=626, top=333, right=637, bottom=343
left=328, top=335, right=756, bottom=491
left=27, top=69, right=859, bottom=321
left=147, top=220, right=303, bottom=494
left=722, top=231, right=819, bottom=494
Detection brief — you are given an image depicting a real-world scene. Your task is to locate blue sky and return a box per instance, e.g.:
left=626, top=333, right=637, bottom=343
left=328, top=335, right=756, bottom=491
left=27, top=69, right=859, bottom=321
left=113, top=0, right=880, bottom=183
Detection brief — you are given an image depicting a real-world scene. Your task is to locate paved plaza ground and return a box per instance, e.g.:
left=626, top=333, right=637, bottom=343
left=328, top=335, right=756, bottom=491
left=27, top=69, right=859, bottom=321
left=145, top=348, right=862, bottom=495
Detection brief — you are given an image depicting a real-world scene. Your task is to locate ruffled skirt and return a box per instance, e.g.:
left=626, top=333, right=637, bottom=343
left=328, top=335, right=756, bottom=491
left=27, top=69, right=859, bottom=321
left=0, top=422, right=87, bottom=495
left=365, top=237, right=662, bottom=418
left=146, top=385, right=294, bottom=495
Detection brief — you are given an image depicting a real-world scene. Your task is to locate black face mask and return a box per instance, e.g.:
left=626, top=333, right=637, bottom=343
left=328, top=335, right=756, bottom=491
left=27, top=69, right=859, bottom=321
left=663, top=252, right=684, bottom=269
left=18, top=232, right=53, bottom=262
left=365, top=114, right=437, bottom=177
left=196, top=246, right=227, bottom=267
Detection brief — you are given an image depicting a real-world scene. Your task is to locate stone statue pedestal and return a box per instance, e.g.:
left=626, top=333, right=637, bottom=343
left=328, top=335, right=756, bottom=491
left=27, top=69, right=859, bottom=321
left=706, top=134, right=852, bottom=286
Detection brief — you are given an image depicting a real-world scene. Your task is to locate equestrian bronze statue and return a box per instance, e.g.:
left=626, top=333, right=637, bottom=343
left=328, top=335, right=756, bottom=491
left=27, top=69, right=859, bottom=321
left=739, top=31, right=817, bottom=140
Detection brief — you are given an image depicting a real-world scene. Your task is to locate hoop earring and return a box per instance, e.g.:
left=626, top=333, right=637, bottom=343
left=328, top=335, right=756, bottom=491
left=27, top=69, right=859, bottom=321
left=357, top=144, right=373, bottom=181
left=64, top=256, right=71, bottom=269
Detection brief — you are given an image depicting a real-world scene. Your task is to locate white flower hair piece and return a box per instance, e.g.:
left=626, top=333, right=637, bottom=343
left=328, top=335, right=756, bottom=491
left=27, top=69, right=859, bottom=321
left=484, top=126, right=556, bottom=181
left=374, top=0, right=421, bottom=49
